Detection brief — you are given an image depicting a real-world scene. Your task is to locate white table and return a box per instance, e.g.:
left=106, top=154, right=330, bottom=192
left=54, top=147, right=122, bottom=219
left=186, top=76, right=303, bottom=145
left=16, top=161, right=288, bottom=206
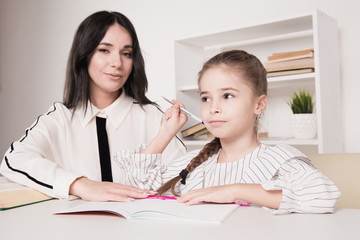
left=1, top=199, right=359, bottom=240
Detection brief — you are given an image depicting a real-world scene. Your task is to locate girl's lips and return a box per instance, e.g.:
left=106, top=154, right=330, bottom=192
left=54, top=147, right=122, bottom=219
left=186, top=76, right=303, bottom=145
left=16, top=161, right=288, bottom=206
left=208, top=120, right=226, bottom=126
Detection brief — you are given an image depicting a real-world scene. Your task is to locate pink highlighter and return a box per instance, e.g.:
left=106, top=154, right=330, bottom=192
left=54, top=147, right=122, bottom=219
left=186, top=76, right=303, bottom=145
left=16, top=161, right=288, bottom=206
left=145, top=196, right=250, bottom=206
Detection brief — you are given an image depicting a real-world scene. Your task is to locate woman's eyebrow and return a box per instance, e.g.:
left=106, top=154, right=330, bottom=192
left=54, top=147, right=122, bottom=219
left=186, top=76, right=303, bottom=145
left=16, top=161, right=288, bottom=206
left=99, top=42, right=113, bottom=47
left=99, top=42, right=133, bottom=48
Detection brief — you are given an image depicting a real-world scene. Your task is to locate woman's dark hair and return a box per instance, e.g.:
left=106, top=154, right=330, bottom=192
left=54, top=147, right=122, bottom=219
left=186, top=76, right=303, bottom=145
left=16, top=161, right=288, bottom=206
left=63, top=11, right=153, bottom=111
left=156, top=50, right=267, bottom=196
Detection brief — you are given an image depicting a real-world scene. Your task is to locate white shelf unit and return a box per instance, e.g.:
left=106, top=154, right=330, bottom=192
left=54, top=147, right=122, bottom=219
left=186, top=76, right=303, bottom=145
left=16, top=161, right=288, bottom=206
left=174, top=10, right=343, bottom=154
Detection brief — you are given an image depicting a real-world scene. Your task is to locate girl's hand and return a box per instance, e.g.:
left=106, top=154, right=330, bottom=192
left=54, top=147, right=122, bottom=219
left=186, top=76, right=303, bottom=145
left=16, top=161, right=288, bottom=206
left=160, top=100, right=188, bottom=137
left=177, top=185, right=237, bottom=205
left=69, top=177, right=155, bottom=202
left=178, top=183, right=282, bottom=209
left=142, top=100, right=188, bottom=154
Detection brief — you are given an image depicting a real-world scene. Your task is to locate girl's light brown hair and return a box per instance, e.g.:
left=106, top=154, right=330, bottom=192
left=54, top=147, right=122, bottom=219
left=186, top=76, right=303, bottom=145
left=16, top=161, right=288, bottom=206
left=156, top=50, right=267, bottom=196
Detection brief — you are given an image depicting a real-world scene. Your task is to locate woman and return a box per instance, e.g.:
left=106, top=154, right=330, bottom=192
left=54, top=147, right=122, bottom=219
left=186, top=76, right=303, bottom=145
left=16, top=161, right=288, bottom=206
left=0, top=11, right=186, bottom=202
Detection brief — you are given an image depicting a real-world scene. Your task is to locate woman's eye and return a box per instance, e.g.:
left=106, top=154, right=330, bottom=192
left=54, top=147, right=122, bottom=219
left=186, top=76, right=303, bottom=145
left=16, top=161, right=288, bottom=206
left=122, top=52, right=133, bottom=58
left=98, top=48, right=109, bottom=53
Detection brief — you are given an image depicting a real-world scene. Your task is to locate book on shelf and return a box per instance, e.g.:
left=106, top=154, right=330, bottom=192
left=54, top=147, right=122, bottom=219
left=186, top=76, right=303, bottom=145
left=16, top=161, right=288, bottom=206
left=54, top=198, right=239, bottom=224
left=206, top=131, right=214, bottom=138
left=257, top=131, right=269, bottom=139
left=267, top=68, right=314, bottom=77
left=192, top=128, right=209, bottom=137
left=181, top=123, right=207, bottom=138
left=267, top=49, right=314, bottom=62
left=264, top=57, right=314, bottom=72
left=0, top=176, right=53, bottom=210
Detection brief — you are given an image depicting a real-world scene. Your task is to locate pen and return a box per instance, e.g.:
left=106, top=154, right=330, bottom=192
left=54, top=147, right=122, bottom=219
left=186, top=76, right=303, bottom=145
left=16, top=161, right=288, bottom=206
left=146, top=196, right=177, bottom=200
left=161, top=96, right=203, bottom=124
left=146, top=195, right=250, bottom=206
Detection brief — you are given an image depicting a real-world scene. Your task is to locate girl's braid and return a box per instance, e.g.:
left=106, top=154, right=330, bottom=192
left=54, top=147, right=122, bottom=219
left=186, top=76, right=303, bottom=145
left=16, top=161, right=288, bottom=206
left=156, top=138, right=221, bottom=196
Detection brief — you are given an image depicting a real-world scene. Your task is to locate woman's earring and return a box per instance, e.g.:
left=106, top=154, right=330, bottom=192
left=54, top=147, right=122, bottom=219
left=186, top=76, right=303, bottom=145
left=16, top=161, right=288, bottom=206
left=257, top=115, right=261, bottom=119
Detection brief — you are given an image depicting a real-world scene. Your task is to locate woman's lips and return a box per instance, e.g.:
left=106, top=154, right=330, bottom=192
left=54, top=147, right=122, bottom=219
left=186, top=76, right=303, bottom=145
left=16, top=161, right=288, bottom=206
left=105, top=73, right=122, bottom=80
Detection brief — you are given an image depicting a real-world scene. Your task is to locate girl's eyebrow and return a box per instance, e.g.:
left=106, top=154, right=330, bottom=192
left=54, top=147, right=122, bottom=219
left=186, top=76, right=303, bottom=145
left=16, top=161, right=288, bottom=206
left=220, top=87, right=239, bottom=92
left=200, top=88, right=239, bottom=95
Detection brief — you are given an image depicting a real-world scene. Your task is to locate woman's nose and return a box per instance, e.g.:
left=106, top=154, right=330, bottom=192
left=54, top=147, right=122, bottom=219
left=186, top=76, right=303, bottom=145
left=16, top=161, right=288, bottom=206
left=111, top=54, right=122, bottom=68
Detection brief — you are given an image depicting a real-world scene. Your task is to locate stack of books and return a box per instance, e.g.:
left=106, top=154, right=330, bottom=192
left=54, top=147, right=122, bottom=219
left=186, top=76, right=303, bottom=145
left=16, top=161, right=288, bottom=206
left=181, top=123, right=213, bottom=139
left=264, top=49, right=314, bottom=77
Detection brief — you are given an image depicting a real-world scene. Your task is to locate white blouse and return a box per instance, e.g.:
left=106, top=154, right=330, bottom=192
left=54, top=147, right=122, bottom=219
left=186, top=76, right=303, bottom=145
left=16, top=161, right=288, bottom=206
left=114, top=143, right=341, bottom=214
left=0, top=91, right=186, bottom=199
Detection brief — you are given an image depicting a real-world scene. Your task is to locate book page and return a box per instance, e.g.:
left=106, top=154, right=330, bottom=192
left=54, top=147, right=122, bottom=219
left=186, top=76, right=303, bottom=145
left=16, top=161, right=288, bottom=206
left=0, top=176, right=53, bottom=210
left=55, top=199, right=239, bottom=224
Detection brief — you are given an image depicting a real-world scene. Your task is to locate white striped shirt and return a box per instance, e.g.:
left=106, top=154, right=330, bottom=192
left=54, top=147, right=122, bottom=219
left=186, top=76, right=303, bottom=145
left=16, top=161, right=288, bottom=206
left=114, top=144, right=341, bottom=214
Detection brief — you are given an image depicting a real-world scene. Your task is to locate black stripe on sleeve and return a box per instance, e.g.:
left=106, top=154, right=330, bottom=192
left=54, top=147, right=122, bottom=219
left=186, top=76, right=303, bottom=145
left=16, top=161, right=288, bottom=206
left=3, top=102, right=59, bottom=189
left=4, top=155, right=52, bottom=189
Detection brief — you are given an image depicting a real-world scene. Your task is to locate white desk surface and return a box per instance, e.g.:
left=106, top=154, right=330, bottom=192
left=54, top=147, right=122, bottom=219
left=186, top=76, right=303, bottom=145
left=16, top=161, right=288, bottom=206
left=1, top=199, right=359, bottom=240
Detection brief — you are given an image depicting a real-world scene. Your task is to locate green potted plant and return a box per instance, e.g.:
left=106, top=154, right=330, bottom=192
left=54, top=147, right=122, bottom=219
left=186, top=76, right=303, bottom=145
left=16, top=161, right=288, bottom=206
left=288, top=89, right=317, bottom=139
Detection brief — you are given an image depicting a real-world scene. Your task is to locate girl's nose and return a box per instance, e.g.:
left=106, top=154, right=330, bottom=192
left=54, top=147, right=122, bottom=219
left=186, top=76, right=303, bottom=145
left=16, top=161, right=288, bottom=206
left=210, top=101, right=221, bottom=114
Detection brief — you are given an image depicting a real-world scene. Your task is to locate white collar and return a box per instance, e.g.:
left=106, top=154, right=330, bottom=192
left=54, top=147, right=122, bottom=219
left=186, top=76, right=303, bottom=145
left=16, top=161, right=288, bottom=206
left=76, top=90, right=134, bottom=130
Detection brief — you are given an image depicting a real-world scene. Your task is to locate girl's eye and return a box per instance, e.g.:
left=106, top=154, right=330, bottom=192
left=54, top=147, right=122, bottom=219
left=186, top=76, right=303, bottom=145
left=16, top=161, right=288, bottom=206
left=224, top=93, right=234, bottom=99
left=201, top=96, right=210, bottom=102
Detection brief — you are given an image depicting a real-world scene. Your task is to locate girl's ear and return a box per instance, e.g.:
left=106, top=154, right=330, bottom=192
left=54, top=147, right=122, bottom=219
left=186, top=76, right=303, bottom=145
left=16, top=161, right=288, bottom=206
left=255, top=95, right=267, bottom=115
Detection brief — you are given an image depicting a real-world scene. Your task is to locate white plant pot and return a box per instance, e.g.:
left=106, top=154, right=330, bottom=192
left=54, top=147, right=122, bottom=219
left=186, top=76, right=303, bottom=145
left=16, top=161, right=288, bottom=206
left=290, top=113, right=317, bottom=139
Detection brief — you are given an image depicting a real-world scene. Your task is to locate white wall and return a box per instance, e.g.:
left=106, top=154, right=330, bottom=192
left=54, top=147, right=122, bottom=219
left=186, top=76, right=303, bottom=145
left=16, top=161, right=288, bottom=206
left=0, top=0, right=359, bottom=155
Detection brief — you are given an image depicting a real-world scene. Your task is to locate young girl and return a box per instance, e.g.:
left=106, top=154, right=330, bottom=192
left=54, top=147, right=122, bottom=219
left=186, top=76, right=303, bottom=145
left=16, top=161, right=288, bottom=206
left=0, top=11, right=185, bottom=202
left=114, top=50, right=340, bottom=214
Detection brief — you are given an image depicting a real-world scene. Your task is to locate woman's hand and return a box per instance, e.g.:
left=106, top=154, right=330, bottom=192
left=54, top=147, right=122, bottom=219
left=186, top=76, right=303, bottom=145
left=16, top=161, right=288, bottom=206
left=69, top=177, right=155, bottom=202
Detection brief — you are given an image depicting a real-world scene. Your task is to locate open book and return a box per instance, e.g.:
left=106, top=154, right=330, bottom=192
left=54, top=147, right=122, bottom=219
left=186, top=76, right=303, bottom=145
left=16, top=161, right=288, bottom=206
left=54, top=198, right=240, bottom=224
left=0, top=176, right=53, bottom=210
